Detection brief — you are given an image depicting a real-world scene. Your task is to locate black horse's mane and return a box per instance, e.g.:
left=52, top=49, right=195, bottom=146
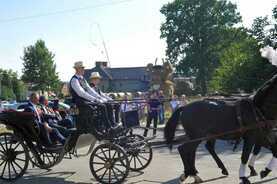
left=253, top=74, right=277, bottom=107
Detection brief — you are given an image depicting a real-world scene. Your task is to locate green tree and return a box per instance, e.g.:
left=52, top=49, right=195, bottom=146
left=0, top=69, right=27, bottom=101
left=251, top=5, right=277, bottom=47
left=160, top=0, right=241, bottom=94
left=209, top=34, right=276, bottom=93
left=22, top=39, right=60, bottom=92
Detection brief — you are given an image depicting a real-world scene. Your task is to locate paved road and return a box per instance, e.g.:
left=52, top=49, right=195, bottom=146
left=4, top=140, right=277, bottom=184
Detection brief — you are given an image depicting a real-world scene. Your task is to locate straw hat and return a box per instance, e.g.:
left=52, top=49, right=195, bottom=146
left=90, top=72, right=101, bottom=79
left=73, top=61, right=85, bottom=69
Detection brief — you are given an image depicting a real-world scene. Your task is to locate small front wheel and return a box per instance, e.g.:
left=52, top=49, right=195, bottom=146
left=0, top=132, right=29, bottom=181
left=90, top=143, right=129, bottom=184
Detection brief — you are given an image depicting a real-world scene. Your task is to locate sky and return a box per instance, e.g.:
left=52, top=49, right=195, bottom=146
left=0, top=0, right=276, bottom=81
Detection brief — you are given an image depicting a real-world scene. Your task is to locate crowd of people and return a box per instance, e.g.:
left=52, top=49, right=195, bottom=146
left=118, top=91, right=188, bottom=137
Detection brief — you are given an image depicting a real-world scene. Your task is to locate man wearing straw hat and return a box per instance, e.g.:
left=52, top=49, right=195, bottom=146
left=69, top=61, right=119, bottom=136
left=89, top=72, right=120, bottom=126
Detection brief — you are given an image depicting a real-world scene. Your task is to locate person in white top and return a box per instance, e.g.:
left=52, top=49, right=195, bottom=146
left=69, top=61, right=119, bottom=135
left=179, top=94, right=188, bottom=107
left=170, top=95, right=180, bottom=112
left=89, top=72, right=120, bottom=125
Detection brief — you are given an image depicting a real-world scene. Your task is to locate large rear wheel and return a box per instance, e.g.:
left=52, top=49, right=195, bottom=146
left=0, top=132, right=29, bottom=181
left=90, top=143, right=129, bottom=184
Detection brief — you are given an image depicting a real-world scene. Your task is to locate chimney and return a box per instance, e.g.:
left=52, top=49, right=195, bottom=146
left=95, top=61, right=108, bottom=68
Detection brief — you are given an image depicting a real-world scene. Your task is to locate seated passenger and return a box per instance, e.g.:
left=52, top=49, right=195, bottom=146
left=69, top=61, right=121, bottom=136
left=25, top=93, right=66, bottom=146
left=89, top=72, right=120, bottom=126
left=39, top=96, right=74, bottom=129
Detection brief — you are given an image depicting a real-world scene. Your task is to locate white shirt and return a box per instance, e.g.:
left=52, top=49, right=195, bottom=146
left=30, top=102, right=42, bottom=123
left=170, top=100, right=180, bottom=110
left=120, top=102, right=133, bottom=112
left=70, top=75, right=101, bottom=102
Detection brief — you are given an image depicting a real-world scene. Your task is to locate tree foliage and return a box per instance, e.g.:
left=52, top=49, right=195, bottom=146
left=209, top=33, right=276, bottom=93
left=251, top=5, right=277, bottom=47
left=22, top=39, right=60, bottom=92
left=160, top=0, right=241, bottom=94
left=0, top=69, right=27, bottom=101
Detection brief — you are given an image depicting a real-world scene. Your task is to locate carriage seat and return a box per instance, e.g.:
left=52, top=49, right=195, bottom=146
left=0, top=110, right=40, bottom=140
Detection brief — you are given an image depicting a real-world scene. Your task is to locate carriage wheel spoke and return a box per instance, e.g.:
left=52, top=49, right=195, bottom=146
left=12, top=160, right=23, bottom=171
left=94, top=155, right=106, bottom=162
left=95, top=166, right=106, bottom=173
left=129, top=155, right=134, bottom=164
left=137, top=154, right=148, bottom=161
left=92, top=162, right=105, bottom=165
left=100, top=168, right=109, bottom=180
left=99, top=148, right=108, bottom=160
left=108, top=168, right=111, bottom=183
left=15, top=158, right=25, bottom=162
left=10, top=161, right=18, bottom=176
left=0, top=160, right=5, bottom=167
left=4, top=135, right=8, bottom=151
left=111, top=167, right=120, bottom=180
left=1, top=161, right=8, bottom=177
left=111, top=150, right=117, bottom=160
left=135, top=155, right=144, bottom=167
left=14, top=151, right=25, bottom=156
left=13, top=142, right=21, bottom=151
left=108, top=146, right=111, bottom=159
left=133, top=156, right=137, bottom=168
left=45, top=154, right=52, bottom=164
left=113, top=166, right=125, bottom=176
left=0, top=143, right=5, bottom=152
left=8, top=162, right=11, bottom=179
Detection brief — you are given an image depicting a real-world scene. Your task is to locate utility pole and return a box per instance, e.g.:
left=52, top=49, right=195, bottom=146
left=97, top=24, right=111, bottom=67
left=90, top=22, right=111, bottom=67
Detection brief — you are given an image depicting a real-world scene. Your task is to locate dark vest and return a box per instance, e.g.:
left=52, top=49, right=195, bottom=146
left=69, top=75, right=89, bottom=105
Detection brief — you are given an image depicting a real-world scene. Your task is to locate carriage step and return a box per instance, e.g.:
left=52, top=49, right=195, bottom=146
left=41, top=145, right=64, bottom=153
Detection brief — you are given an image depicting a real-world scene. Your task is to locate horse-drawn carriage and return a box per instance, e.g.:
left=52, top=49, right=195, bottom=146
left=0, top=108, right=153, bottom=184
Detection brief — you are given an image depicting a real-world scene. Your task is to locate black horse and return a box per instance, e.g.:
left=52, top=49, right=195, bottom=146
left=164, top=74, right=277, bottom=184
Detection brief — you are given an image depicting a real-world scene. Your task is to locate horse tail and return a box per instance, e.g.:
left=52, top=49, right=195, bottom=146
left=164, top=107, right=183, bottom=145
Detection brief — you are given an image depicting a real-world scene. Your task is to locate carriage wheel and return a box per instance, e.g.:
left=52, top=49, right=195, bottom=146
left=29, top=149, right=62, bottom=170
left=127, top=134, right=153, bottom=171
left=90, top=143, right=129, bottom=184
left=0, top=132, right=29, bottom=181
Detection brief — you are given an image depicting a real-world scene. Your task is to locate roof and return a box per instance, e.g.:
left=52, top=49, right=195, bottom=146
left=85, top=66, right=150, bottom=81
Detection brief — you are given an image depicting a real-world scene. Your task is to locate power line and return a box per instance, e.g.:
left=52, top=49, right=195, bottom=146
left=0, top=0, right=135, bottom=24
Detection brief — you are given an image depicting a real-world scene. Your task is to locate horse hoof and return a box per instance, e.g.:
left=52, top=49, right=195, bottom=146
left=248, top=166, right=257, bottom=177
left=260, top=170, right=270, bottom=179
left=193, top=175, right=203, bottom=183
left=179, top=173, right=187, bottom=183
left=240, top=177, right=251, bottom=184
left=221, top=168, right=229, bottom=176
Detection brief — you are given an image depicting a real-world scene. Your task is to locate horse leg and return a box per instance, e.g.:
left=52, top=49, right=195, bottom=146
left=248, top=144, right=261, bottom=177
left=189, top=141, right=202, bottom=183
left=205, top=139, right=229, bottom=176
left=178, top=141, right=201, bottom=183
left=240, top=135, right=255, bottom=184
left=260, top=144, right=277, bottom=179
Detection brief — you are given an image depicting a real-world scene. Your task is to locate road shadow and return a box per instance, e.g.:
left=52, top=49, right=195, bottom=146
left=162, top=175, right=227, bottom=184
left=252, top=176, right=277, bottom=184
left=2, top=171, right=91, bottom=184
